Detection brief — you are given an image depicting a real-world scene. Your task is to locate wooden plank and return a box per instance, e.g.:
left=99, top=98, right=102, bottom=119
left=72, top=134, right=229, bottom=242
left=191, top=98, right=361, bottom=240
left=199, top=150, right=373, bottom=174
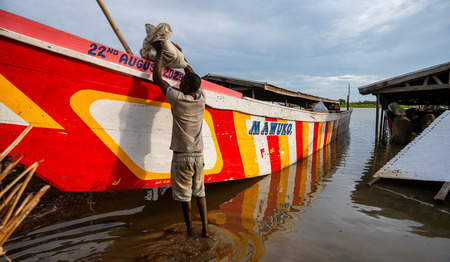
left=434, top=182, right=450, bottom=201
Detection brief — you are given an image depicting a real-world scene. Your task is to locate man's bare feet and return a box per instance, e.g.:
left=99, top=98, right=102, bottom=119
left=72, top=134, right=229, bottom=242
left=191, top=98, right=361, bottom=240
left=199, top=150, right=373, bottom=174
left=202, top=228, right=210, bottom=238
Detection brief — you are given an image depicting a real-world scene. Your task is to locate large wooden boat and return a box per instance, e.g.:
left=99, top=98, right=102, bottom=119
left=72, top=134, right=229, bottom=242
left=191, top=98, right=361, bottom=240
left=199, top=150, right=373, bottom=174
left=0, top=10, right=352, bottom=192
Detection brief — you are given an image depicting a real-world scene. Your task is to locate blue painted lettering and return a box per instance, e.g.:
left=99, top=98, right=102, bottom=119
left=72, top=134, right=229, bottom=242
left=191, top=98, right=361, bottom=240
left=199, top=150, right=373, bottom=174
left=280, top=123, right=288, bottom=135
left=118, top=54, right=128, bottom=64
left=97, top=46, right=106, bottom=58
left=128, top=57, right=137, bottom=67
left=143, top=61, right=150, bottom=70
left=277, top=123, right=283, bottom=135
left=249, top=121, right=293, bottom=136
left=107, top=48, right=118, bottom=55
left=261, top=122, right=269, bottom=135
left=286, top=123, right=293, bottom=135
left=249, top=121, right=261, bottom=135
left=136, top=59, right=143, bottom=69
left=269, top=122, right=278, bottom=135
left=86, top=43, right=186, bottom=80
left=88, top=43, right=97, bottom=56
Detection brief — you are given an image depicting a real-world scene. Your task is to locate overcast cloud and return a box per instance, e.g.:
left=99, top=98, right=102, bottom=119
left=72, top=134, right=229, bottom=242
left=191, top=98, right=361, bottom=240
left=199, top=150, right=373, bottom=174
left=2, top=0, right=449, bottom=101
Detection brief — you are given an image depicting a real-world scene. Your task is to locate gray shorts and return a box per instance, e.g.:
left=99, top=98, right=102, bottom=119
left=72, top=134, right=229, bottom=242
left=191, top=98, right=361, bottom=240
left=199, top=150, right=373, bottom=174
left=171, top=152, right=205, bottom=202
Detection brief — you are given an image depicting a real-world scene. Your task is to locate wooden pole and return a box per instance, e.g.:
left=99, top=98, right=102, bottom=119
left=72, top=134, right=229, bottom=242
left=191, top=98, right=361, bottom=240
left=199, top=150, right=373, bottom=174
left=378, top=106, right=384, bottom=144
left=375, top=92, right=380, bottom=144
left=347, top=83, right=350, bottom=110
left=96, top=0, right=134, bottom=55
left=434, top=182, right=450, bottom=201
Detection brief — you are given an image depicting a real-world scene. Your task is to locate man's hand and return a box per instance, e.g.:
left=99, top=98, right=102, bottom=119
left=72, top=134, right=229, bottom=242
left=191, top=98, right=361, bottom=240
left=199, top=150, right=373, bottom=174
left=152, top=41, right=164, bottom=52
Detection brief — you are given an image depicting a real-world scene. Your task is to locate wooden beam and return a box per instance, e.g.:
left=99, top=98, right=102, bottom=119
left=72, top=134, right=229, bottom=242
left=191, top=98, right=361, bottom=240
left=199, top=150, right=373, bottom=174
left=358, top=62, right=450, bottom=94
left=434, top=182, right=450, bottom=201
left=432, top=74, right=443, bottom=85
left=378, top=84, right=450, bottom=94
left=423, top=76, right=429, bottom=85
left=264, top=84, right=338, bottom=104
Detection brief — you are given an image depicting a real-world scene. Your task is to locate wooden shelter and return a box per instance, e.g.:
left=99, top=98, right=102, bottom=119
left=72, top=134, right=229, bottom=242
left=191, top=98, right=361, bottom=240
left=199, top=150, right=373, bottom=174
left=202, top=74, right=339, bottom=109
left=360, top=61, right=450, bottom=200
left=359, top=61, right=450, bottom=106
left=358, top=61, right=450, bottom=143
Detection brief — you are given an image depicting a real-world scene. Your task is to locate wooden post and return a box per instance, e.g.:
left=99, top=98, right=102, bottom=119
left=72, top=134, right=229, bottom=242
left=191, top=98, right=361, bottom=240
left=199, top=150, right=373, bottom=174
left=375, top=92, right=380, bottom=144
left=96, top=0, right=134, bottom=55
left=378, top=105, right=384, bottom=144
left=434, top=182, right=450, bottom=201
left=346, top=83, right=350, bottom=110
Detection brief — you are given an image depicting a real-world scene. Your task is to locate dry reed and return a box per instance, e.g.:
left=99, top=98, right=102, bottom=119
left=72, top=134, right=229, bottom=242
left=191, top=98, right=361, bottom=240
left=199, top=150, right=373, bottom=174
left=0, top=125, right=50, bottom=260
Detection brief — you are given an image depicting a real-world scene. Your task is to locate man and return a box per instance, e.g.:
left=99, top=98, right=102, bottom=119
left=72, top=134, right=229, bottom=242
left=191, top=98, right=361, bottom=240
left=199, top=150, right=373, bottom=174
left=152, top=41, right=209, bottom=238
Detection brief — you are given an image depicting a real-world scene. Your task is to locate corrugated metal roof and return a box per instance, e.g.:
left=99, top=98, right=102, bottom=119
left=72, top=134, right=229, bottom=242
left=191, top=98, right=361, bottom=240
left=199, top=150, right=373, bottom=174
left=374, top=110, right=450, bottom=182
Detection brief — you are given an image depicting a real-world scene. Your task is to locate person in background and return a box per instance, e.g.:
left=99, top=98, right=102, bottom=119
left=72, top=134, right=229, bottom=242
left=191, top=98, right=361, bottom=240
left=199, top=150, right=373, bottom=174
left=151, top=41, right=209, bottom=238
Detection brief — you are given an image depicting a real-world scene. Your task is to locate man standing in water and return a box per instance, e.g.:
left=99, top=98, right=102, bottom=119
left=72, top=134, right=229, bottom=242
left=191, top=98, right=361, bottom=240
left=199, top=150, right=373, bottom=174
left=152, top=41, right=209, bottom=238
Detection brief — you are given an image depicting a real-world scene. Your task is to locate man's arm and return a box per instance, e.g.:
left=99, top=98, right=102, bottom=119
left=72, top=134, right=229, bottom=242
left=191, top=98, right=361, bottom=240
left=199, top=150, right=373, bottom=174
left=152, top=41, right=170, bottom=95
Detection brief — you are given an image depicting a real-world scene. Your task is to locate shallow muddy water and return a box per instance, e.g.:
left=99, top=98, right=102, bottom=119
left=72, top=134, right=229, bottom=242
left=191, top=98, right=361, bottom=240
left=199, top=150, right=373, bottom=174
left=3, top=108, right=450, bottom=261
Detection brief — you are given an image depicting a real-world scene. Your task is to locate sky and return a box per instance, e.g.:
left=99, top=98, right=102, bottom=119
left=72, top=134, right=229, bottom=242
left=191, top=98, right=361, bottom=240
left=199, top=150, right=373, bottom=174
left=1, top=0, right=449, bottom=102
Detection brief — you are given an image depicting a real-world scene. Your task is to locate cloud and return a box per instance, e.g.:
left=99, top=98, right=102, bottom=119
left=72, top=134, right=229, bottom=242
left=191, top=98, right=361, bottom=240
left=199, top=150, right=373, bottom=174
left=1, top=0, right=449, bottom=102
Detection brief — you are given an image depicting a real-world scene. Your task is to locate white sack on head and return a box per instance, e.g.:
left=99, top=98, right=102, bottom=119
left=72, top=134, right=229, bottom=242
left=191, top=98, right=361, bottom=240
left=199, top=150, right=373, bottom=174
left=140, top=23, right=189, bottom=69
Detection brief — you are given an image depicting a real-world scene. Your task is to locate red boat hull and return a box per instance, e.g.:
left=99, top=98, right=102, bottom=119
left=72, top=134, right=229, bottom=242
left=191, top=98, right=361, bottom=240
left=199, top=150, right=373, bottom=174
left=0, top=11, right=351, bottom=191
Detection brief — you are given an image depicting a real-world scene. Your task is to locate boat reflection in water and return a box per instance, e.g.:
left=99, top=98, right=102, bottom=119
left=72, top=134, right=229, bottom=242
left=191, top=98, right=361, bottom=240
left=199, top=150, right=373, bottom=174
left=209, top=134, right=348, bottom=260
left=3, top=136, right=348, bottom=261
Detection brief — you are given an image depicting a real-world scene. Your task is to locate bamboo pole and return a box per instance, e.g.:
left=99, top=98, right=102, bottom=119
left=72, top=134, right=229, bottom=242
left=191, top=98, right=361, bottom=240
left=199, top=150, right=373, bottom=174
left=96, top=0, right=134, bottom=55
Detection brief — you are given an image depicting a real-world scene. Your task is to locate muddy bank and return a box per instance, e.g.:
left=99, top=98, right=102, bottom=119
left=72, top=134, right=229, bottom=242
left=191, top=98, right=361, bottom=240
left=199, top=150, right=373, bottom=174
left=136, top=222, right=236, bottom=262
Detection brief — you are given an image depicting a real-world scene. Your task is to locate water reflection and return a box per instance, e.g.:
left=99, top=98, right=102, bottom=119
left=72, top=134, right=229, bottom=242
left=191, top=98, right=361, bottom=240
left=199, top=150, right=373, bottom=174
left=209, top=134, right=349, bottom=260
left=4, top=172, right=267, bottom=261
left=5, top=109, right=449, bottom=261
left=352, top=140, right=450, bottom=238
left=4, top=134, right=351, bottom=261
